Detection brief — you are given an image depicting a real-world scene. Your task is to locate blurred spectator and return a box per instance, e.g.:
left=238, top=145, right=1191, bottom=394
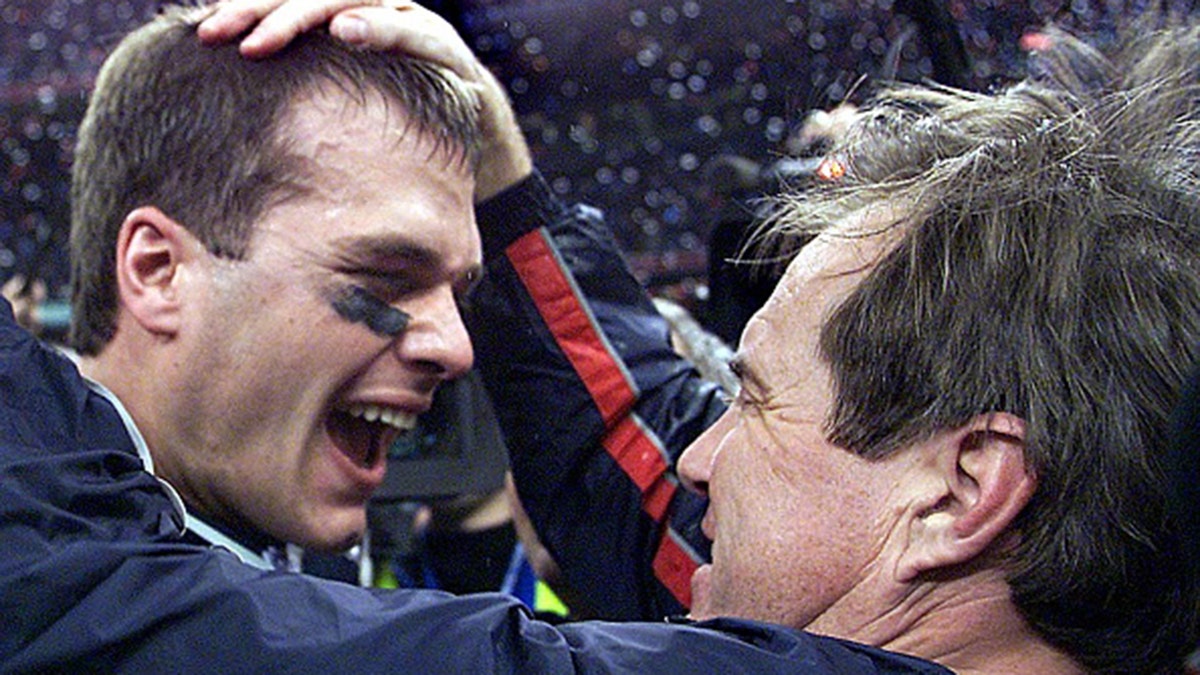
left=698, top=153, right=777, bottom=345
left=2, top=0, right=1059, bottom=312
left=0, top=274, right=45, bottom=336
left=653, top=296, right=736, bottom=393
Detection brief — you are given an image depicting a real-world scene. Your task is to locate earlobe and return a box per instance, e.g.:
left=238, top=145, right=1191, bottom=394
left=115, top=206, right=196, bottom=338
left=897, top=413, right=1036, bottom=582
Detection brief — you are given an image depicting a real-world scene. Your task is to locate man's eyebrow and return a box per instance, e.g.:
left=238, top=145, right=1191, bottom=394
left=329, top=233, right=483, bottom=293
left=328, top=234, right=438, bottom=268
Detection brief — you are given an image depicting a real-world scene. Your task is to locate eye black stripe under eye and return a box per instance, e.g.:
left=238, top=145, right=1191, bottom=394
left=330, top=285, right=410, bottom=338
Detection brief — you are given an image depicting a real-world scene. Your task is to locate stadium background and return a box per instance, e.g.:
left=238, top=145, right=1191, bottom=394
left=0, top=0, right=1158, bottom=320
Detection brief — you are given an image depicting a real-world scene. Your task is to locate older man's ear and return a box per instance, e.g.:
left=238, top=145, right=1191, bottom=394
left=895, top=412, right=1037, bottom=582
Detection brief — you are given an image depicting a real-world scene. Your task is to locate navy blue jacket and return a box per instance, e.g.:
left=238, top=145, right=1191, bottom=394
left=471, top=174, right=722, bottom=621
left=0, top=299, right=951, bottom=672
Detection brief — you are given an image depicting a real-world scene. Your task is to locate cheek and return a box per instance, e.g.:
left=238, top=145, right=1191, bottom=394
left=719, top=429, right=878, bottom=560
left=711, top=426, right=814, bottom=559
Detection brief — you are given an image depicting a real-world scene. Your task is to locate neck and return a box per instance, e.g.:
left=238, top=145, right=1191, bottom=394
left=78, top=350, right=138, bottom=407
left=879, top=577, right=1084, bottom=675
left=186, top=510, right=284, bottom=566
left=83, top=352, right=285, bottom=568
left=79, top=342, right=175, bottom=469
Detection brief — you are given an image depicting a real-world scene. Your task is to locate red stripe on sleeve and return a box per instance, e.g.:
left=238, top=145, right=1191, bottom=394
left=603, top=416, right=671, bottom=503
left=640, top=472, right=676, bottom=522
left=509, top=229, right=695, bottom=607
left=507, top=231, right=633, bottom=423
left=652, top=534, right=697, bottom=607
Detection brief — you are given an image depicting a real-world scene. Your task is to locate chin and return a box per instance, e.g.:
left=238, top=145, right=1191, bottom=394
left=296, top=512, right=366, bottom=553
left=303, top=530, right=363, bottom=555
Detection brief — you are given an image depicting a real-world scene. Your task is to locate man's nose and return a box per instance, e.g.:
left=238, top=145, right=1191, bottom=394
left=391, top=286, right=474, bottom=380
left=677, top=412, right=730, bottom=497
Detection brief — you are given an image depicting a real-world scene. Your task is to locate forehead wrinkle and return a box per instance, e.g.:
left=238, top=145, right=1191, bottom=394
left=272, top=87, right=412, bottom=182
left=259, top=91, right=476, bottom=261
left=745, top=237, right=869, bottom=412
left=281, top=84, right=471, bottom=177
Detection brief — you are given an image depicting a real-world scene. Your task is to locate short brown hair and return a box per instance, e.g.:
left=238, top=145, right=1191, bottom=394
left=69, top=4, right=481, bottom=355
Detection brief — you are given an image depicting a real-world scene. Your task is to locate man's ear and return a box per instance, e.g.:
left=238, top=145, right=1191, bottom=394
left=897, top=412, right=1036, bottom=582
left=114, top=206, right=202, bottom=338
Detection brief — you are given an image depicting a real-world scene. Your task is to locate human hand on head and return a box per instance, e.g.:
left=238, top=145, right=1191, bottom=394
left=197, top=0, right=532, bottom=202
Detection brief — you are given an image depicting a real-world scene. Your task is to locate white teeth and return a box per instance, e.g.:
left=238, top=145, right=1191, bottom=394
left=346, top=404, right=417, bottom=431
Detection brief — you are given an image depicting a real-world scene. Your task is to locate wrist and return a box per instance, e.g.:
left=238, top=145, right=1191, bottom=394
left=470, top=66, right=533, bottom=202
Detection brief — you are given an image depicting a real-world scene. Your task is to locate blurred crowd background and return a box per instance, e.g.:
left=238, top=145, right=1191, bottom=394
left=0, top=0, right=1173, bottom=322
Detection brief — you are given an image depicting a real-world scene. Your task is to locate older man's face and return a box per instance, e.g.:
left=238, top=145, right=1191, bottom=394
left=678, top=217, right=923, bottom=637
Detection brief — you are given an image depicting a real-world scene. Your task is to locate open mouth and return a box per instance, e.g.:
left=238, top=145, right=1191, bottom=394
left=327, top=404, right=416, bottom=469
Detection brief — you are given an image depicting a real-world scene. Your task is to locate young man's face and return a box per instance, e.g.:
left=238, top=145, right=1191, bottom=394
left=678, top=217, right=920, bottom=636
left=160, top=88, right=480, bottom=551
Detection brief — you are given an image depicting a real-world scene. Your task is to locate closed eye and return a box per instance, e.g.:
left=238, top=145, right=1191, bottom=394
left=727, top=354, right=765, bottom=408
left=728, top=355, right=746, bottom=381
left=350, top=270, right=419, bottom=302
left=328, top=234, right=441, bottom=303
